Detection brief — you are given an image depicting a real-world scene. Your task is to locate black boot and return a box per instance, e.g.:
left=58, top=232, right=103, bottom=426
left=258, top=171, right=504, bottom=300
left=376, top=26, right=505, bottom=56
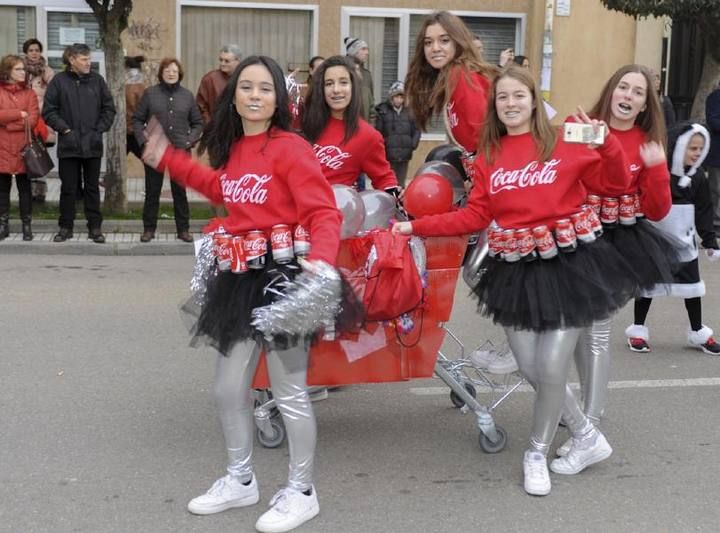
left=0, top=214, right=9, bottom=241
left=21, top=217, right=33, bottom=241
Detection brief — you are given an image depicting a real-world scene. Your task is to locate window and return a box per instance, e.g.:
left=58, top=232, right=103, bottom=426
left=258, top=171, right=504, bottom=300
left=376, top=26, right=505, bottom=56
left=0, top=5, right=36, bottom=54
left=180, top=2, right=316, bottom=94
left=349, top=16, right=400, bottom=103
left=46, top=10, right=103, bottom=73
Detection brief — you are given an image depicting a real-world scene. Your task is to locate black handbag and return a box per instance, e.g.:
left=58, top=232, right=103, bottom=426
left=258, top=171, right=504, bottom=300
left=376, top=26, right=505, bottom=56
left=22, top=119, right=54, bottom=179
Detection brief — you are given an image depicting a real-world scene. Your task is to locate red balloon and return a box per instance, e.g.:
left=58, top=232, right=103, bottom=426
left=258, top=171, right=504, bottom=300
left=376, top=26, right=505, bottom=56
left=403, top=173, right=454, bottom=218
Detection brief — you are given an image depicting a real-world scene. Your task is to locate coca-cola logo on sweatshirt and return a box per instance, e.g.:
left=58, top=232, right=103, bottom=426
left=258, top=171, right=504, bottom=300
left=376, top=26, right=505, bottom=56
left=220, top=173, right=271, bottom=204
left=490, top=159, right=560, bottom=194
left=313, top=144, right=351, bottom=170
left=446, top=101, right=459, bottom=128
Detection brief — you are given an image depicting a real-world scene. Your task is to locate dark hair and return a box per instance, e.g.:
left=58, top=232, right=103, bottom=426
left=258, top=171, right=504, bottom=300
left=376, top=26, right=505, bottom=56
left=198, top=55, right=291, bottom=169
left=513, top=55, right=528, bottom=67
left=301, top=55, right=361, bottom=144
left=124, top=55, right=145, bottom=69
left=588, top=64, right=666, bottom=144
left=309, top=56, right=324, bottom=69
left=157, top=57, right=184, bottom=83
left=66, top=43, right=91, bottom=59
left=0, top=54, right=24, bottom=82
left=22, top=38, right=43, bottom=54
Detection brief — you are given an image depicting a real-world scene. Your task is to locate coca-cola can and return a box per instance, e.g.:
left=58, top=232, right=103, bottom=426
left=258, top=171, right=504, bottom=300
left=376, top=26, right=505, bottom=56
left=213, top=233, right=233, bottom=272
left=582, top=204, right=604, bottom=237
left=501, top=229, right=520, bottom=262
left=634, top=194, right=645, bottom=219
left=270, top=224, right=294, bottom=264
left=571, top=211, right=596, bottom=243
left=587, top=194, right=602, bottom=218
left=533, top=225, right=558, bottom=259
left=243, top=230, right=267, bottom=269
left=619, top=195, right=636, bottom=225
left=293, top=224, right=311, bottom=257
left=515, top=228, right=538, bottom=262
left=600, top=197, right=619, bottom=227
left=555, top=219, right=578, bottom=252
left=488, top=228, right=503, bottom=259
left=231, top=235, right=248, bottom=273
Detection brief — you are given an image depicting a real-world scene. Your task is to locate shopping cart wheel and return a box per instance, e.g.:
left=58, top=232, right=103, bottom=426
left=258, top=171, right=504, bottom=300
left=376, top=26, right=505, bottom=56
left=479, top=426, right=507, bottom=454
left=449, top=382, right=477, bottom=408
left=256, top=419, right=286, bottom=448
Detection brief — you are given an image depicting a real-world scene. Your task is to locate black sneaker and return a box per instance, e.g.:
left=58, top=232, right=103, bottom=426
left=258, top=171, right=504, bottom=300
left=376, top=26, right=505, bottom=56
left=53, top=228, right=73, bottom=242
left=88, top=229, right=106, bottom=244
left=700, top=337, right=720, bottom=355
left=627, top=337, right=650, bottom=353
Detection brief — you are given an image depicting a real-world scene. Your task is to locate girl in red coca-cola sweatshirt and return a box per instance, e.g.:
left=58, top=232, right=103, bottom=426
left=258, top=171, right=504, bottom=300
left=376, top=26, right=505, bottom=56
left=142, top=56, right=361, bottom=533
left=301, top=56, right=398, bottom=194
left=405, top=11, right=496, bottom=179
left=394, top=65, right=636, bottom=497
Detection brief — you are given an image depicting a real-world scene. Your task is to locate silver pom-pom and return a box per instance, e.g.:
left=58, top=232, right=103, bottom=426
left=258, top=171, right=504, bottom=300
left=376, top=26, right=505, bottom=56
left=251, top=259, right=341, bottom=338
left=190, top=233, right=215, bottom=305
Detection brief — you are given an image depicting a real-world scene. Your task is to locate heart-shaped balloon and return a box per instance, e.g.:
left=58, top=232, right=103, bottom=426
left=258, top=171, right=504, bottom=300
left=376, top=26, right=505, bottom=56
left=359, top=190, right=396, bottom=232
left=332, top=184, right=365, bottom=239
left=414, top=161, right=465, bottom=205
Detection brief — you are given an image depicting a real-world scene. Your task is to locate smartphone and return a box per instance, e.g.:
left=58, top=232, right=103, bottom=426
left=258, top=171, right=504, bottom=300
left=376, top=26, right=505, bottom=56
left=563, top=122, right=605, bottom=145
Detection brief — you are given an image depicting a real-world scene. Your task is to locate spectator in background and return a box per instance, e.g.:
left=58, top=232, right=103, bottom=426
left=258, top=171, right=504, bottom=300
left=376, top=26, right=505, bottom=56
left=344, top=37, right=375, bottom=122
left=133, top=58, right=202, bottom=243
left=513, top=55, right=530, bottom=68
left=705, top=79, right=720, bottom=231
left=374, top=81, right=420, bottom=187
left=472, top=34, right=484, bottom=57
left=196, top=44, right=241, bottom=125
left=125, top=55, right=146, bottom=160
left=22, top=38, right=55, bottom=204
left=652, top=68, right=675, bottom=128
left=43, top=43, right=115, bottom=244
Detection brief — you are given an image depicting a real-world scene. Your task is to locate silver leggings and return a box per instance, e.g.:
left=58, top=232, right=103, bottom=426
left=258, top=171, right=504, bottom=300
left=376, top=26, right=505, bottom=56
left=568, top=318, right=611, bottom=425
left=505, top=327, right=593, bottom=455
left=214, top=341, right=316, bottom=491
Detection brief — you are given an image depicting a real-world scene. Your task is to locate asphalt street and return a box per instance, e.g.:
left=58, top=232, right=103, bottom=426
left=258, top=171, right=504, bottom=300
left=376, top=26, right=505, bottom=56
left=1, top=254, right=719, bottom=533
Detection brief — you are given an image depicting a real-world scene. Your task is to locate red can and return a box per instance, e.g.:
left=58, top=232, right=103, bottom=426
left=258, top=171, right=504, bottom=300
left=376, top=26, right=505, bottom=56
left=587, top=195, right=602, bottom=218
left=582, top=204, right=604, bottom=236
left=619, top=195, right=636, bottom=225
left=533, top=225, right=558, bottom=259
left=488, top=227, right=503, bottom=259
left=634, top=194, right=644, bottom=219
left=270, top=224, right=294, bottom=264
left=600, top=197, right=619, bottom=227
left=571, top=211, right=596, bottom=243
left=243, top=230, right=267, bottom=269
left=515, top=228, right=538, bottom=262
left=213, top=233, right=233, bottom=272
left=555, top=219, right=578, bottom=252
left=293, top=224, right=311, bottom=257
left=501, top=229, right=520, bottom=262
left=231, top=235, right=248, bottom=273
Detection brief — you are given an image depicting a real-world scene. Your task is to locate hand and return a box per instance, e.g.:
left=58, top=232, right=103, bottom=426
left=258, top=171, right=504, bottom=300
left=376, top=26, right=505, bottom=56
left=391, top=221, right=413, bottom=235
left=499, top=48, right=514, bottom=67
left=20, top=111, right=28, bottom=119
left=639, top=141, right=666, bottom=167
left=141, top=116, right=170, bottom=169
left=573, top=105, right=607, bottom=150
left=706, top=249, right=720, bottom=262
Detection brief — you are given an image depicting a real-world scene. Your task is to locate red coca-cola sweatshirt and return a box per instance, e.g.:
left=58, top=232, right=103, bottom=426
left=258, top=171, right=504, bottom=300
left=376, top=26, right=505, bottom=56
left=312, top=117, right=398, bottom=190
left=159, top=128, right=342, bottom=265
left=446, top=67, right=491, bottom=154
left=411, top=131, right=631, bottom=236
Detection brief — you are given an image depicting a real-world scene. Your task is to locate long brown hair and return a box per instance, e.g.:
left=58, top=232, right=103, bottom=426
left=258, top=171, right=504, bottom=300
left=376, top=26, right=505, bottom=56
left=480, top=64, right=557, bottom=165
left=588, top=64, right=665, bottom=144
left=405, top=11, right=497, bottom=130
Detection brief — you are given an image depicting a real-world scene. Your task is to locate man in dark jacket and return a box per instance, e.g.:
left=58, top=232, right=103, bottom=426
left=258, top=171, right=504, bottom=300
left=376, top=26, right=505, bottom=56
left=374, top=82, right=421, bottom=187
left=705, top=79, right=720, bottom=231
left=43, top=43, right=115, bottom=243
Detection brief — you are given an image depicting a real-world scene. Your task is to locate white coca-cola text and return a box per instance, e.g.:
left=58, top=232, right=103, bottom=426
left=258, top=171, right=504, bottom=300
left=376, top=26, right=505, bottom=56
left=221, top=173, right=272, bottom=205
left=243, top=237, right=267, bottom=258
left=490, top=159, right=560, bottom=194
left=271, top=230, right=292, bottom=249
left=447, top=101, right=459, bottom=128
left=313, top=144, right=351, bottom=170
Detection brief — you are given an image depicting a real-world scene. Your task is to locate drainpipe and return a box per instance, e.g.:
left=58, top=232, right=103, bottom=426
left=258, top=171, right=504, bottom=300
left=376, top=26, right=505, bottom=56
left=540, top=0, right=554, bottom=102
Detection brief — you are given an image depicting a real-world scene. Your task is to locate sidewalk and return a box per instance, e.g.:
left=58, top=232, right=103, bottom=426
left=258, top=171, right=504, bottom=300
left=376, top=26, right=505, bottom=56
left=2, top=175, right=208, bottom=256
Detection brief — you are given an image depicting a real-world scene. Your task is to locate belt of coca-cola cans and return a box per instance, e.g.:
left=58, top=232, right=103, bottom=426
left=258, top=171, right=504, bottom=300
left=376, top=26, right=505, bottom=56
left=585, top=193, right=644, bottom=228
left=488, top=206, right=604, bottom=262
left=212, top=224, right=311, bottom=273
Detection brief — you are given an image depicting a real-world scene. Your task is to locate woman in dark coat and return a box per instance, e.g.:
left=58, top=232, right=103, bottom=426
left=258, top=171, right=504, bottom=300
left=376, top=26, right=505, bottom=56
left=133, top=57, right=202, bottom=242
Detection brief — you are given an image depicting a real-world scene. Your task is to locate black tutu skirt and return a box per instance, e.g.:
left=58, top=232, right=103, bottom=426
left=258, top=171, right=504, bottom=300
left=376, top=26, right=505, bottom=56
left=472, top=238, right=637, bottom=332
left=182, top=254, right=364, bottom=355
left=601, top=218, right=681, bottom=292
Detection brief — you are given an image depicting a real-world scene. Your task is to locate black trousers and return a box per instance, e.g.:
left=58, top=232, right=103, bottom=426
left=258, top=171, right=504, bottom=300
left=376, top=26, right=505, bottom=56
left=58, top=157, right=102, bottom=230
left=0, top=173, right=32, bottom=219
left=390, top=160, right=410, bottom=188
left=142, top=164, right=189, bottom=232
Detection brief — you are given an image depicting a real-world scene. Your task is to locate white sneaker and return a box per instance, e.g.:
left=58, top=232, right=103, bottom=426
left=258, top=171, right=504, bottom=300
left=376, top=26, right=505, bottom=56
left=550, top=431, right=612, bottom=475
left=487, top=350, right=519, bottom=374
left=556, top=437, right=572, bottom=457
left=255, top=486, right=319, bottom=533
left=469, top=348, right=497, bottom=369
left=523, top=450, right=551, bottom=496
left=187, top=474, right=259, bottom=515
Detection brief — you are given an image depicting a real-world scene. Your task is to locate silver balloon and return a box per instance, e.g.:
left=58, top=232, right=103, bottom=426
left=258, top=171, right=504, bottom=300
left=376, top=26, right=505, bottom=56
left=415, top=161, right=466, bottom=205
left=332, top=184, right=365, bottom=239
left=359, top=190, right=396, bottom=232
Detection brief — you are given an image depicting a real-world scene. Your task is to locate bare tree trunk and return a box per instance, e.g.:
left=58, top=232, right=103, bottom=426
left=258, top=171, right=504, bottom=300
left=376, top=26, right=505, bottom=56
left=691, top=28, right=720, bottom=121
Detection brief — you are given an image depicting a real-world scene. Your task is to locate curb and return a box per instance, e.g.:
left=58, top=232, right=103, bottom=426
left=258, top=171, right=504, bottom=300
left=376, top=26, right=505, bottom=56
left=0, top=235, right=196, bottom=256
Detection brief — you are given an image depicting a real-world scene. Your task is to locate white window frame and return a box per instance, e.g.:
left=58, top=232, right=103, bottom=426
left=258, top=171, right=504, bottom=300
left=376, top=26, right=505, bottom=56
left=176, top=0, right=319, bottom=61
left=341, top=6, right=526, bottom=141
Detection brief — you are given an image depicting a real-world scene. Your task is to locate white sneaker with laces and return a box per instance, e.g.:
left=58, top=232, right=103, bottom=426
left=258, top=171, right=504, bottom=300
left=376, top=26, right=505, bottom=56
left=556, top=437, right=572, bottom=457
left=523, top=450, right=551, bottom=496
left=550, top=431, right=612, bottom=475
left=255, top=486, right=319, bottom=533
left=487, top=350, right=519, bottom=374
left=469, top=348, right=497, bottom=369
left=187, top=474, right=259, bottom=515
